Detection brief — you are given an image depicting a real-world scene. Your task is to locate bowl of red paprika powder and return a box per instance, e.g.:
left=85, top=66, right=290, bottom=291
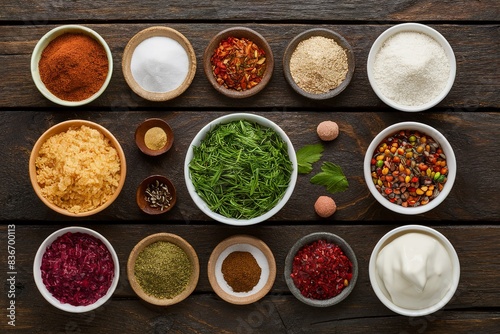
left=203, top=27, right=274, bottom=99
left=31, top=25, right=113, bottom=106
left=33, top=226, right=120, bottom=313
left=284, top=232, right=358, bottom=307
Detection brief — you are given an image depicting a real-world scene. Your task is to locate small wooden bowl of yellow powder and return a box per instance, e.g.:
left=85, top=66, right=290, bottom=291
left=283, top=28, right=355, bottom=100
left=127, top=233, right=200, bottom=306
left=135, top=118, right=174, bottom=156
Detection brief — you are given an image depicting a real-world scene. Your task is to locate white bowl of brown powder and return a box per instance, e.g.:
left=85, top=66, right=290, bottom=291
left=29, top=120, right=126, bottom=217
left=283, top=28, right=355, bottom=100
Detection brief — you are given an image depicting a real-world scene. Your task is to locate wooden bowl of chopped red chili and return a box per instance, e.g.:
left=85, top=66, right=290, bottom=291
left=284, top=232, right=358, bottom=307
left=203, top=27, right=274, bottom=98
left=33, top=226, right=120, bottom=313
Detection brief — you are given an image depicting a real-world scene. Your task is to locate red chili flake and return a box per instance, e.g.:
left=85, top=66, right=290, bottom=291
left=210, top=36, right=267, bottom=91
left=40, top=232, right=115, bottom=306
left=290, top=239, right=353, bottom=300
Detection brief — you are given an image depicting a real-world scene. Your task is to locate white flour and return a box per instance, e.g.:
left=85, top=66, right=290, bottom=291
left=373, top=31, right=450, bottom=107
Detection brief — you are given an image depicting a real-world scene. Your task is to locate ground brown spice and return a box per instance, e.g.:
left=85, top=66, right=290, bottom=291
left=221, top=251, right=261, bottom=292
left=39, top=32, right=109, bottom=101
left=289, top=36, right=348, bottom=94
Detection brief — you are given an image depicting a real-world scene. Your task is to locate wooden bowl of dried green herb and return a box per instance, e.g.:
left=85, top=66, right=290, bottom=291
left=184, top=113, right=298, bottom=226
left=127, top=233, right=199, bottom=306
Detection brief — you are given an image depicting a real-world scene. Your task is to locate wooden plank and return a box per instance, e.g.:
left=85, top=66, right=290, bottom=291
left=1, top=110, right=498, bottom=221
left=0, top=24, right=499, bottom=108
left=1, top=224, right=499, bottom=332
left=1, top=0, right=499, bottom=22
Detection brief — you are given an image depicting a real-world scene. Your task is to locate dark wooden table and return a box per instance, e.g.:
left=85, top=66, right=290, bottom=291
left=1, top=1, right=499, bottom=333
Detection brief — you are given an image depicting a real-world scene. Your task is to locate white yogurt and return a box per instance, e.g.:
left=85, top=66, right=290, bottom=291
left=376, top=232, right=453, bottom=310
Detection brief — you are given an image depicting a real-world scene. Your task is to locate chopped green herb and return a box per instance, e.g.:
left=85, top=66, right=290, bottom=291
left=189, top=119, right=293, bottom=219
left=310, top=162, right=349, bottom=194
left=296, top=143, right=324, bottom=174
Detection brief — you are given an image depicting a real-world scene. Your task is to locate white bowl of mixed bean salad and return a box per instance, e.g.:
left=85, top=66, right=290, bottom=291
left=364, top=121, right=456, bottom=215
left=184, top=113, right=298, bottom=225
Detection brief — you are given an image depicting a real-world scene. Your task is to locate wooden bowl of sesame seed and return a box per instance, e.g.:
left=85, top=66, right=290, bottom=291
left=283, top=28, right=355, bottom=100
left=136, top=175, right=177, bottom=215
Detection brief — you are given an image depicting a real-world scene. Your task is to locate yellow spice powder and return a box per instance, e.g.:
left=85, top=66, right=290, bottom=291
left=144, top=127, right=167, bottom=150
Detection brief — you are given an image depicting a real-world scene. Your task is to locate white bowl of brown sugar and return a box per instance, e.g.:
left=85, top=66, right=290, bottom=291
left=31, top=25, right=113, bottom=106
left=283, top=28, right=355, bottom=100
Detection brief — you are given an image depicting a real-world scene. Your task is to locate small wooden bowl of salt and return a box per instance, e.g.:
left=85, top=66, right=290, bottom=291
left=122, top=26, right=197, bottom=102
left=135, top=118, right=174, bottom=156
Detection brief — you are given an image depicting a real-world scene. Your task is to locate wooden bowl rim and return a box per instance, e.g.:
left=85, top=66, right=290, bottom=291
left=127, top=233, right=200, bottom=306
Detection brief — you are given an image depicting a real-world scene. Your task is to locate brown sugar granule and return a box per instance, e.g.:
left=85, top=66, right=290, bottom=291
left=221, top=251, right=261, bottom=293
left=289, top=36, right=348, bottom=94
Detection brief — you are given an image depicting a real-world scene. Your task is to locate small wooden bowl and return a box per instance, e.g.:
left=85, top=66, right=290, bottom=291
left=135, top=118, right=174, bottom=156
left=127, top=233, right=199, bottom=306
left=207, top=235, right=276, bottom=305
left=122, top=26, right=197, bottom=101
left=283, top=28, right=355, bottom=100
left=203, top=27, right=274, bottom=99
left=136, top=175, right=177, bottom=215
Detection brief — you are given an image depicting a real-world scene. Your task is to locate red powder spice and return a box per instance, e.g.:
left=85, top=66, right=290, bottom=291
left=40, top=232, right=115, bottom=306
left=38, top=32, right=109, bottom=101
left=290, top=239, right=353, bottom=300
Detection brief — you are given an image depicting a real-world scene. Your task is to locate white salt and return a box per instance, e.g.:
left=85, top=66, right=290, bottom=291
left=131, top=36, right=189, bottom=93
left=373, top=31, right=450, bottom=107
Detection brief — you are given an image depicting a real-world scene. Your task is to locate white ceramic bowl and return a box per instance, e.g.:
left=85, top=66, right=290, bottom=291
left=363, top=121, right=456, bottom=215
left=184, top=113, right=297, bottom=226
left=31, top=25, right=113, bottom=106
left=33, top=226, right=120, bottom=313
left=367, top=23, right=456, bottom=112
left=369, top=225, right=460, bottom=316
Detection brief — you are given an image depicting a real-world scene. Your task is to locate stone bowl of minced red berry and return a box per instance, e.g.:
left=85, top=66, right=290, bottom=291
left=284, top=232, right=358, bottom=307
left=33, top=226, right=120, bottom=313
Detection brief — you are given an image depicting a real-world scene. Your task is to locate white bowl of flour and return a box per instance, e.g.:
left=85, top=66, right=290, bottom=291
left=367, top=23, right=456, bottom=112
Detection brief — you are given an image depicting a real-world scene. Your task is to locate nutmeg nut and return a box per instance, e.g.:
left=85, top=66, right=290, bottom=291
left=314, top=195, right=337, bottom=218
left=317, top=121, right=339, bottom=141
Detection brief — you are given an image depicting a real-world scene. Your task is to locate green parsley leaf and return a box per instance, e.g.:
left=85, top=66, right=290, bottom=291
left=296, top=143, right=324, bottom=174
left=310, top=162, right=349, bottom=193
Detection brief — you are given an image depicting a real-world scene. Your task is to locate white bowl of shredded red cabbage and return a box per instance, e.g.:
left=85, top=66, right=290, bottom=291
left=33, top=226, right=119, bottom=313
left=184, top=113, right=298, bottom=226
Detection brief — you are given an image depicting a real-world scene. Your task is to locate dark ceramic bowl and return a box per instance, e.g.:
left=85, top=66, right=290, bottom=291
left=284, top=232, right=358, bottom=307
left=203, top=27, right=274, bottom=99
left=283, top=28, right=355, bottom=100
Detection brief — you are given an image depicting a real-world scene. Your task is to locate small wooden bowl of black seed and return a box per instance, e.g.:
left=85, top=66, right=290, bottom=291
left=136, top=175, right=176, bottom=215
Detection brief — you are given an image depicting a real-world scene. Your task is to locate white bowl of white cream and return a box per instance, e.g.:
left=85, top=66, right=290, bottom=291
left=369, top=225, right=460, bottom=317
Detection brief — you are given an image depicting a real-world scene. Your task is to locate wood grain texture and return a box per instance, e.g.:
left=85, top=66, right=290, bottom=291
left=1, top=110, right=498, bottom=221
left=0, top=24, right=499, bottom=109
left=0, top=0, right=499, bottom=332
left=1, top=224, right=499, bottom=333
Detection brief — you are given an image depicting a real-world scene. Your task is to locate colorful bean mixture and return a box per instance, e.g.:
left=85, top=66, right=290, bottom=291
left=370, top=129, right=449, bottom=207
left=210, top=36, right=267, bottom=91
left=290, top=240, right=353, bottom=300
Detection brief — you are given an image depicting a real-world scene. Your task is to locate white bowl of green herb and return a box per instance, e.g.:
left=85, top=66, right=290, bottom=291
left=185, top=113, right=297, bottom=226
